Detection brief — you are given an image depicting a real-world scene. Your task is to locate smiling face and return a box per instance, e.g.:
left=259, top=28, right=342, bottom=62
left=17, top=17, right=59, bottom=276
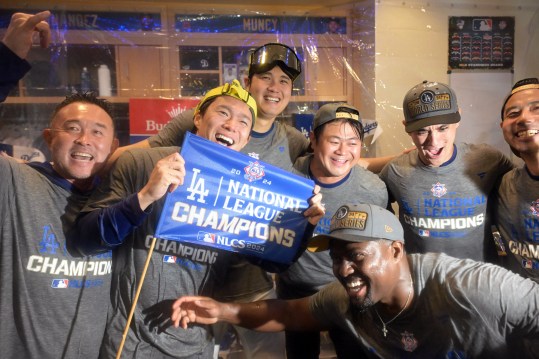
left=245, top=65, right=292, bottom=122
left=330, top=239, right=399, bottom=311
left=500, top=89, right=539, bottom=158
left=43, top=102, right=117, bottom=190
left=194, top=95, right=253, bottom=151
left=310, top=119, right=362, bottom=184
left=409, top=122, right=459, bottom=167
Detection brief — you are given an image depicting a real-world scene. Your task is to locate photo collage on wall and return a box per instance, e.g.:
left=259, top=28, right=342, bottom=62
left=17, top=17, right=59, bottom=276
left=448, top=16, right=514, bottom=70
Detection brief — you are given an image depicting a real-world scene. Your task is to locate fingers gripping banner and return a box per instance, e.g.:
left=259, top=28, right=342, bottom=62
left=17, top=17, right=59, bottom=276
left=155, top=133, right=315, bottom=264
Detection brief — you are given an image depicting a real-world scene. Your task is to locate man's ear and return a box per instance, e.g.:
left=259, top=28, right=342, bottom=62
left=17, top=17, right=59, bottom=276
left=390, top=241, right=405, bottom=261
left=43, top=128, right=53, bottom=148
left=193, top=112, right=202, bottom=130
left=110, top=138, right=119, bottom=153
left=309, top=132, right=316, bottom=147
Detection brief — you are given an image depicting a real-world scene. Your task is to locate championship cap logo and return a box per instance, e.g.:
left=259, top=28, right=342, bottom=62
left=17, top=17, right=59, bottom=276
left=329, top=206, right=368, bottom=232
left=420, top=90, right=435, bottom=104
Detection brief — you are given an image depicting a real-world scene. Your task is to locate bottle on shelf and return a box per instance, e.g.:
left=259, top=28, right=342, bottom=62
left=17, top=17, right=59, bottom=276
left=80, top=67, right=90, bottom=93
left=98, top=64, right=112, bottom=97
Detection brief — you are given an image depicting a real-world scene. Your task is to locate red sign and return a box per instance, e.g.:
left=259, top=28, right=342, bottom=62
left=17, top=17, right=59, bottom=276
left=129, top=98, right=199, bottom=141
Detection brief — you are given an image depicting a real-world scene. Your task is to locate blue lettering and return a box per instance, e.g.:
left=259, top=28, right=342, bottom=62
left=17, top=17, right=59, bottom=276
left=68, top=279, right=104, bottom=288
left=524, top=218, right=539, bottom=230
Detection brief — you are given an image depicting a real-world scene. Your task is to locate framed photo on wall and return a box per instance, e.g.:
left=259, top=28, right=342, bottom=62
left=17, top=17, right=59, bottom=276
left=223, top=63, right=238, bottom=84
left=448, top=16, right=514, bottom=70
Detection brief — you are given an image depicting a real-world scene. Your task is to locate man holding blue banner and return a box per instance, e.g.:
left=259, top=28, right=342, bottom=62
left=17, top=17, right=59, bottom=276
left=71, top=80, right=324, bottom=359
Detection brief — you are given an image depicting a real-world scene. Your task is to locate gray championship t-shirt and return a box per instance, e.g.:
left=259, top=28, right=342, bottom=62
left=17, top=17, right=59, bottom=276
left=310, top=252, right=539, bottom=358
left=83, top=147, right=232, bottom=358
left=278, top=154, right=388, bottom=298
left=495, top=166, right=539, bottom=282
left=0, top=157, right=112, bottom=359
left=379, top=143, right=514, bottom=261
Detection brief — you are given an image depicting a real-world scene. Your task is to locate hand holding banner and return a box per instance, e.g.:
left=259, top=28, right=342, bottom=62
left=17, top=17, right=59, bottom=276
left=155, top=132, right=315, bottom=264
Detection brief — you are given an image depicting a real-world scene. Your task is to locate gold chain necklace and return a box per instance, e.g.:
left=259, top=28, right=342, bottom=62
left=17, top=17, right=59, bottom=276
left=373, top=275, right=413, bottom=338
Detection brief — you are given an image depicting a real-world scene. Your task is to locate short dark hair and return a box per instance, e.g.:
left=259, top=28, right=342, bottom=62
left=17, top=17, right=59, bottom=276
left=313, top=118, right=364, bottom=142
left=49, top=92, right=115, bottom=130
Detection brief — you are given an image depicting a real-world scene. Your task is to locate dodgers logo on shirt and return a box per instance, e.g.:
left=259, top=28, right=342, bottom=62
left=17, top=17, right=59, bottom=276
left=401, top=331, right=418, bottom=352
left=51, top=279, right=69, bottom=288
left=530, top=199, right=539, bottom=217
left=430, top=182, right=447, bottom=198
left=244, top=161, right=265, bottom=182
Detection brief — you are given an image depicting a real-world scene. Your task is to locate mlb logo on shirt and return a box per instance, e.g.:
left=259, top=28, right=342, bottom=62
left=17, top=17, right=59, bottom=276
left=197, top=231, right=215, bottom=243
left=163, top=255, right=177, bottom=263
left=51, top=279, right=69, bottom=288
left=419, top=229, right=430, bottom=237
left=522, top=259, right=539, bottom=269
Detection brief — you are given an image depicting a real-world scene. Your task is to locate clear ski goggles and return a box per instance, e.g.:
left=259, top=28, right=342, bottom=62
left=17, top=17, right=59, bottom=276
left=249, top=43, right=301, bottom=81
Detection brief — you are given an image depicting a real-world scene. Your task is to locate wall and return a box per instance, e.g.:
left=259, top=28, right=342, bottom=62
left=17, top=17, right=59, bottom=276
left=372, top=0, right=539, bottom=159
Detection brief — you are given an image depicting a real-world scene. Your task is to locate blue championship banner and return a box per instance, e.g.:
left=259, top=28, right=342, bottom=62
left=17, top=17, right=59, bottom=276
left=155, top=133, right=315, bottom=264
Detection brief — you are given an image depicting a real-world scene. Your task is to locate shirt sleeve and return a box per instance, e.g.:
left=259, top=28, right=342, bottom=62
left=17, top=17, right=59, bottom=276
left=0, top=43, right=31, bottom=102
left=309, top=281, right=349, bottom=328
left=69, top=151, right=150, bottom=255
left=147, top=108, right=196, bottom=147
left=285, top=124, right=311, bottom=162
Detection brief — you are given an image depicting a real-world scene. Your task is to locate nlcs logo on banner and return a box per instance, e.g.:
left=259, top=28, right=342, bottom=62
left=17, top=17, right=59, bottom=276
left=155, top=133, right=315, bottom=264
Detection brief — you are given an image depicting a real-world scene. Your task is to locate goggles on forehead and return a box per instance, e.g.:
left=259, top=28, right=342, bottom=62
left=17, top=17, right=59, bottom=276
left=195, top=80, right=257, bottom=124
left=249, top=43, right=301, bottom=81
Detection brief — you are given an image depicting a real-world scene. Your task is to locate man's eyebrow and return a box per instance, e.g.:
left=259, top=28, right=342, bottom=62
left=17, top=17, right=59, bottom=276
left=505, top=100, right=539, bottom=114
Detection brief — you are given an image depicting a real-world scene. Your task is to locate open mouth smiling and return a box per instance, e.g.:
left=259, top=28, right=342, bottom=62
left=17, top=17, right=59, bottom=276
left=216, top=133, right=235, bottom=146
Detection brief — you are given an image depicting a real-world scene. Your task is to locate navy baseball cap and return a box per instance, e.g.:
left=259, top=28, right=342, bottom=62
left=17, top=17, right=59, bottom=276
left=308, top=203, right=404, bottom=252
